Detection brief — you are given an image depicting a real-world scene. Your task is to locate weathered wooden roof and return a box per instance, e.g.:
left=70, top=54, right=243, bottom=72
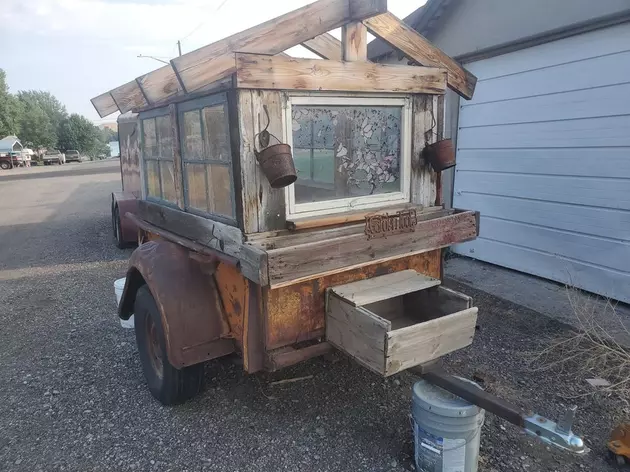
left=91, top=0, right=476, bottom=118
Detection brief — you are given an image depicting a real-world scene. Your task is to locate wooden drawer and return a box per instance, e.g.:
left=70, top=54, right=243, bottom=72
left=326, top=270, right=478, bottom=376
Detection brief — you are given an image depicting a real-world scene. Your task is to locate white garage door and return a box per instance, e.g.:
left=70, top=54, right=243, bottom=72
left=453, top=22, right=630, bottom=303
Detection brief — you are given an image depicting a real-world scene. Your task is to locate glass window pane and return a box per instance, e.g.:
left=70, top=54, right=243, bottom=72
left=160, top=160, right=176, bottom=203
left=156, top=115, right=173, bottom=159
left=291, top=105, right=402, bottom=205
left=182, top=110, right=203, bottom=160
left=207, top=165, right=233, bottom=217
left=142, top=119, right=157, bottom=158
left=185, top=163, right=208, bottom=212
left=203, top=105, right=229, bottom=161
left=146, top=160, right=160, bottom=198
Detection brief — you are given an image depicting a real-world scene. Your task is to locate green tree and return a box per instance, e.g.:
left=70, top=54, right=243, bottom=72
left=17, top=90, right=67, bottom=138
left=18, top=104, right=57, bottom=149
left=58, top=114, right=110, bottom=159
left=0, top=69, right=23, bottom=138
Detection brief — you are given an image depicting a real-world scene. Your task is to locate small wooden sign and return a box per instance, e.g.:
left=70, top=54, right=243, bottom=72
left=364, top=209, right=418, bottom=240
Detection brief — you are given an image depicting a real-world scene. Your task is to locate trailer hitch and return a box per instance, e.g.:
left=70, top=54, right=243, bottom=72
left=415, top=366, right=586, bottom=455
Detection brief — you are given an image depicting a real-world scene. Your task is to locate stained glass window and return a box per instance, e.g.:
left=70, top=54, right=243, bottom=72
left=291, top=105, right=402, bottom=205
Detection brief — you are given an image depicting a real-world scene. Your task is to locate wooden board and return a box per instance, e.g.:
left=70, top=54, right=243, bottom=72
left=235, top=54, right=446, bottom=94
left=385, top=307, right=477, bottom=376
left=342, top=22, right=367, bottom=61
left=136, top=64, right=183, bottom=106
left=236, top=89, right=287, bottom=234
left=301, top=33, right=343, bottom=60
left=91, top=92, right=118, bottom=118
left=110, top=80, right=148, bottom=114
left=267, top=209, right=478, bottom=286
left=331, top=270, right=441, bottom=306
left=171, top=0, right=388, bottom=93
left=135, top=200, right=268, bottom=285
left=410, top=94, right=438, bottom=207
left=363, top=12, right=477, bottom=100
left=326, top=294, right=390, bottom=373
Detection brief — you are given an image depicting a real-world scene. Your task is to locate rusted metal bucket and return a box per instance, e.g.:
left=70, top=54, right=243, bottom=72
left=423, top=139, right=456, bottom=172
left=256, top=143, right=297, bottom=189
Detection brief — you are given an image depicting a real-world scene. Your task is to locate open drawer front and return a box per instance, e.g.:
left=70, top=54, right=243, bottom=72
left=326, top=270, right=478, bottom=376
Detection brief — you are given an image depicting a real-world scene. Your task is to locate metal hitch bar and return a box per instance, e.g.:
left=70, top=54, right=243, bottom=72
left=414, top=365, right=586, bottom=455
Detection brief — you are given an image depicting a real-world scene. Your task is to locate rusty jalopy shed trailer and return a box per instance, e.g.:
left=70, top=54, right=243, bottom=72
left=92, top=0, right=584, bottom=455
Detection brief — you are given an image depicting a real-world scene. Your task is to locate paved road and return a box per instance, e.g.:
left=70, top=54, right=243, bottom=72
left=0, top=161, right=621, bottom=472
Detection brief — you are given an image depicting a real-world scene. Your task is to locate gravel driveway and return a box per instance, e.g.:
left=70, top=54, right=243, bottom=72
left=0, top=161, right=624, bottom=471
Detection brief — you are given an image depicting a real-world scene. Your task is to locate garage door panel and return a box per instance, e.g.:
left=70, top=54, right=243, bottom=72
left=458, top=115, right=630, bottom=149
left=456, top=149, right=630, bottom=178
left=468, top=22, right=630, bottom=80
left=455, top=172, right=630, bottom=210
left=476, top=216, right=629, bottom=273
left=469, top=50, right=630, bottom=104
left=457, top=192, right=630, bottom=241
left=454, top=238, right=630, bottom=304
left=460, top=82, right=630, bottom=127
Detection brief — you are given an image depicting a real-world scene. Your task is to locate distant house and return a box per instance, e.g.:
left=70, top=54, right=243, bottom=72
left=0, top=136, right=23, bottom=155
left=370, top=0, right=630, bottom=303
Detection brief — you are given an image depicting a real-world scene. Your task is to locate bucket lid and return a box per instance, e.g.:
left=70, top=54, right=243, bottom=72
left=412, top=378, right=483, bottom=418
left=114, top=277, right=126, bottom=289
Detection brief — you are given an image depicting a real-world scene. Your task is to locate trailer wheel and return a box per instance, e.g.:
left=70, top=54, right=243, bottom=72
left=134, top=286, right=204, bottom=405
left=113, top=206, right=128, bottom=249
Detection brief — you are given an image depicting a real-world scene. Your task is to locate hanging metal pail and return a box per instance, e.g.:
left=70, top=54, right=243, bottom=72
left=255, top=143, right=297, bottom=189
left=424, top=139, right=456, bottom=172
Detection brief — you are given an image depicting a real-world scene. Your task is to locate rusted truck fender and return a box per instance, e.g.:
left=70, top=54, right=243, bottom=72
left=118, top=240, right=235, bottom=368
left=111, top=192, right=138, bottom=244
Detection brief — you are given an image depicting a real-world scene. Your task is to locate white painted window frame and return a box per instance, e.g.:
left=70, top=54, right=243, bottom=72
left=283, top=95, right=412, bottom=219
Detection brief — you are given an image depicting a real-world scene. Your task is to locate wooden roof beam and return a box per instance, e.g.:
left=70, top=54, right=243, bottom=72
left=342, top=23, right=368, bottom=61
left=91, top=92, right=118, bottom=118
left=171, top=0, right=387, bottom=94
left=234, top=53, right=446, bottom=95
left=363, top=12, right=477, bottom=99
left=110, top=80, right=148, bottom=114
left=301, top=33, right=342, bottom=61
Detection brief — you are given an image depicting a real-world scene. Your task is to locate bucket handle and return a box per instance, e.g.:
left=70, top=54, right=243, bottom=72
left=254, top=105, right=282, bottom=157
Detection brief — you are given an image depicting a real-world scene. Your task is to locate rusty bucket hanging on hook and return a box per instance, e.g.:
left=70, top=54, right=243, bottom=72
left=254, top=105, right=297, bottom=189
left=423, top=139, right=456, bottom=172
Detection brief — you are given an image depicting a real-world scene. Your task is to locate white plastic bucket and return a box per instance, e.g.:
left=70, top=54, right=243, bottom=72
left=114, top=277, right=134, bottom=329
left=412, top=378, right=485, bottom=472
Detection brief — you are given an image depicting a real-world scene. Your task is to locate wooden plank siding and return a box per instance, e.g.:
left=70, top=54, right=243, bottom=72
left=363, top=12, right=477, bottom=99
left=234, top=54, right=446, bottom=94
left=171, top=0, right=388, bottom=95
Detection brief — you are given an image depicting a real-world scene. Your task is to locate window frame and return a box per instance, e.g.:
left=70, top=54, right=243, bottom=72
left=139, top=106, right=178, bottom=208
left=283, top=95, right=412, bottom=219
left=178, top=93, right=237, bottom=225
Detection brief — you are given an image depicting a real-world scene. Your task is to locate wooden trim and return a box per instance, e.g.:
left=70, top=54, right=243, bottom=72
left=410, top=94, right=437, bottom=207
left=266, top=342, right=333, bottom=371
left=91, top=92, right=118, bottom=118
left=363, top=12, right=477, bottom=100
left=301, top=33, right=343, bottom=60
left=235, top=53, right=446, bottom=94
left=286, top=203, right=421, bottom=231
left=135, top=78, right=152, bottom=105
left=267, top=209, right=478, bottom=286
left=168, top=104, right=184, bottom=208
left=342, top=22, right=368, bottom=61
left=171, top=0, right=388, bottom=94
left=110, top=80, right=148, bottom=114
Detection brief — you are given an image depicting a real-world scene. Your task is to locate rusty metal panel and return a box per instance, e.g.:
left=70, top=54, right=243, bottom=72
left=124, top=240, right=234, bottom=367
left=214, top=263, right=248, bottom=352
left=265, top=250, right=442, bottom=350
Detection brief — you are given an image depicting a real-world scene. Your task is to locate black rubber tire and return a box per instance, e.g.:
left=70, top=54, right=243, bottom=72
left=134, top=286, right=205, bottom=405
left=113, top=206, right=126, bottom=249
left=0, top=161, right=10, bottom=170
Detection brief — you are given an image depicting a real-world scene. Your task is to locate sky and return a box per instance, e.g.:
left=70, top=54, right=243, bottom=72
left=0, top=0, right=423, bottom=124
